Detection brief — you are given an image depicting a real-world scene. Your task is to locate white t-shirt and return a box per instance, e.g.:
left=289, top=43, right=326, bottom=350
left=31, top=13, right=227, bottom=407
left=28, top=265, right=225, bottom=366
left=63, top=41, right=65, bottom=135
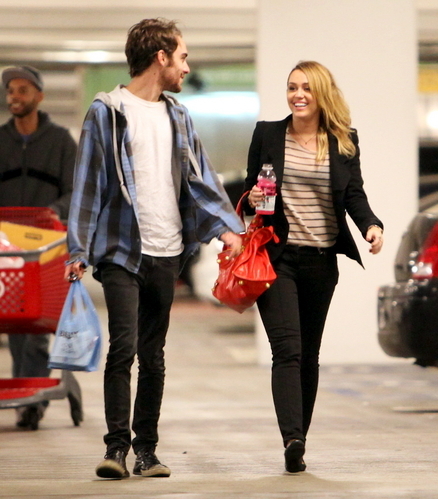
left=120, top=87, right=183, bottom=257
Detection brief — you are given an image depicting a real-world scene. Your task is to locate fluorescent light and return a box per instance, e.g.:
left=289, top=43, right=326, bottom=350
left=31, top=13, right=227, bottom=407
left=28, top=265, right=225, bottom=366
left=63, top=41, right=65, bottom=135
left=180, top=92, right=259, bottom=117
left=427, top=109, right=438, bottom=129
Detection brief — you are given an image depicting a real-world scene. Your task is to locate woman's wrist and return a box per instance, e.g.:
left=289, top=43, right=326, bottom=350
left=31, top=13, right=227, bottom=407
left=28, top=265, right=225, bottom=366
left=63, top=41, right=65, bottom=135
left=368, top=224, right=383, bottom=233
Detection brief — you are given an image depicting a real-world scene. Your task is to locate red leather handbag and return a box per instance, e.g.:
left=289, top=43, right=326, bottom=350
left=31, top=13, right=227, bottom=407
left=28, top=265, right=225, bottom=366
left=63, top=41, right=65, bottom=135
left=212, top=193, right=279, bottom=313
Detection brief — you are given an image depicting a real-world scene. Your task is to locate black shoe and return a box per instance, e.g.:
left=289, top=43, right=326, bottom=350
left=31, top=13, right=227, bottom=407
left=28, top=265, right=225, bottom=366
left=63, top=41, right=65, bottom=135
left=133, top=449, right=171, bottom=477
left=16, top=405, right=45, bottom=431
left=96, top=449, right=130, bottom=479
left=285, top=439, right=306, bottom=473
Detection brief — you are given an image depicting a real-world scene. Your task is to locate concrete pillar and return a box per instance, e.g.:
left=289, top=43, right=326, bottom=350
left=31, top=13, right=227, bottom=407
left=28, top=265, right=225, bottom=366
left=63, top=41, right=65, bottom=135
left=255, top=0, right=417, bottom=364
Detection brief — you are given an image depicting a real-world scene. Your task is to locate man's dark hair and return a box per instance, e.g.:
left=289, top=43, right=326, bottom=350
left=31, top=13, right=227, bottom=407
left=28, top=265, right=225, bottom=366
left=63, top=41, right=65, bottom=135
left=125, top=18, right=182, bottom=77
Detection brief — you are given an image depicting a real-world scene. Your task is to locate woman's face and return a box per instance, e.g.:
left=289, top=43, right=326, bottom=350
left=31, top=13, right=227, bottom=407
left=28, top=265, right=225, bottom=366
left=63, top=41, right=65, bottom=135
left=287, top=69, right=319, bottom=122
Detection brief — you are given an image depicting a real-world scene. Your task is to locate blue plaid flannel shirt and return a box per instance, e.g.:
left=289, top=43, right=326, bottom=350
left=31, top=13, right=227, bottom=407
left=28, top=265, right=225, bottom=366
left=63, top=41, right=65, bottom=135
left=67, top=86, right=244, bottom=277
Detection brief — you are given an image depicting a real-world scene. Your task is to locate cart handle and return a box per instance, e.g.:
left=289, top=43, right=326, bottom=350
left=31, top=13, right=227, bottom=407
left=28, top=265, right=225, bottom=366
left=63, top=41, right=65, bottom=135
left=0, top=236, right=67, bottom=262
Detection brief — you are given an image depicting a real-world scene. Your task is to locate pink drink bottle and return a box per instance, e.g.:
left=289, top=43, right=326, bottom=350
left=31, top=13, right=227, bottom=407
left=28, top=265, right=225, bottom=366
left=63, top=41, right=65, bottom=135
left=256, top=164, right=277, bottom=215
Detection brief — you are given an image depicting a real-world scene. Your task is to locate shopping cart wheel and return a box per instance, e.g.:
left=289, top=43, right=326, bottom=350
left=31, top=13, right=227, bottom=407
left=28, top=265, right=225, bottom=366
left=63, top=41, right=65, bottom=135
left=68, top=391, right=83, bottom=427
left=64, top=371, right=83, bottom=426
left=70, top=403, right=83, bottom=426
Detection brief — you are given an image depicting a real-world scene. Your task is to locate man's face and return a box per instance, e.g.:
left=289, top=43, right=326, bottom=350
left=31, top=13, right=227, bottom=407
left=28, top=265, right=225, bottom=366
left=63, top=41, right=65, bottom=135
left=160, top=37, right=190, bottom=93
left=6, top=78, right=43, bottom=118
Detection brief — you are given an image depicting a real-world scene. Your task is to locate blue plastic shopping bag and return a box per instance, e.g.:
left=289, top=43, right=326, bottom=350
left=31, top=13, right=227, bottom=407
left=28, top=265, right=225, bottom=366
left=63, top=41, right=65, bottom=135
left=48, top=280, right=102, bottom=372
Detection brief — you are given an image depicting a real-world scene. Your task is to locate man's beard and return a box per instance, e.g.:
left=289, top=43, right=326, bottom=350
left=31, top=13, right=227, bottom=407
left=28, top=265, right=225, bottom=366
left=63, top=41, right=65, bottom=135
left=160, top=66, right=183, bottom=93
left=8, top=101, right=37, bottom=118
left=165, top=81, right=182, bottom=93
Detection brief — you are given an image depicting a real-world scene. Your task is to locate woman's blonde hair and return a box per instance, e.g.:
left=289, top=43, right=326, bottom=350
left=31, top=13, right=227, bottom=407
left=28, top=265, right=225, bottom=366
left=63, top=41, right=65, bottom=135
left=289, top=61, right=356, bottom=162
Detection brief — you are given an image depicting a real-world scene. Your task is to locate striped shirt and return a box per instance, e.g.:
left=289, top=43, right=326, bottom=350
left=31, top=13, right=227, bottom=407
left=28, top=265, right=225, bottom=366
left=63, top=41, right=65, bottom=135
left=282, top=133, right=338, bottom=247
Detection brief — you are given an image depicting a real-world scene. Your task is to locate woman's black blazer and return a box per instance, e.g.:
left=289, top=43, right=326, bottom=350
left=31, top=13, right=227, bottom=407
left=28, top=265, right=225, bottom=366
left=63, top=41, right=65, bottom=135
left=243, top=115, right=383, bottom=267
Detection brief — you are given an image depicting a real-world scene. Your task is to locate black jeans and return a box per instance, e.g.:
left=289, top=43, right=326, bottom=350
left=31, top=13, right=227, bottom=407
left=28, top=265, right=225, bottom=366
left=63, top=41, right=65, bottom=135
left=8, top=333, right=51, bottom=412
left=8, top=333, right=50, bottom=378
left=257, top=245, right=339, bottom=446
left=99, top=255, right=180, bottom=454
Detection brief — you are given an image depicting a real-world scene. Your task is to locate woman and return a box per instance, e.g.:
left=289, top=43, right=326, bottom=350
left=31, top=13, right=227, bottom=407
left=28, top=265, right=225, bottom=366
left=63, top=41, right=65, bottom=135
left=243, top=61, right=383, bottom=473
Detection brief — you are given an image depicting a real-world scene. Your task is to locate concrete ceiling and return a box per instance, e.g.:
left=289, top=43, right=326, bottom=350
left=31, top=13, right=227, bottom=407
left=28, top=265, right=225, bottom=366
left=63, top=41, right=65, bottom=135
left=0, top=0, right=437, bottom=67
left=0, top=0, right=256, bottom=66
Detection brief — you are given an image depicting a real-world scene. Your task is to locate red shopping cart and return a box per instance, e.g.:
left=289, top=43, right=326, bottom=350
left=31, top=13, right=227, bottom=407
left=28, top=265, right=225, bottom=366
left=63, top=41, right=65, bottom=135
left=0, top=207, right=82, bottom=428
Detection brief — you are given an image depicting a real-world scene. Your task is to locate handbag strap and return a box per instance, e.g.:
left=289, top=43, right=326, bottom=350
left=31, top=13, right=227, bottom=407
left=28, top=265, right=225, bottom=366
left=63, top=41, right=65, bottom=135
left=235, top=191, right=279, bottom=242
left=236, top=191, right=264, bottom=230
left=236, top=191, right=250, bottom=221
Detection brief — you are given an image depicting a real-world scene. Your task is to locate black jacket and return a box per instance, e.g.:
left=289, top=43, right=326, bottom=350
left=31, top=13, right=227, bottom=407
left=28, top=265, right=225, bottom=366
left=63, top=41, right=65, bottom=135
left=0, top=111, right=77, bottom=220
left=243, top=116, right=383, bottom=267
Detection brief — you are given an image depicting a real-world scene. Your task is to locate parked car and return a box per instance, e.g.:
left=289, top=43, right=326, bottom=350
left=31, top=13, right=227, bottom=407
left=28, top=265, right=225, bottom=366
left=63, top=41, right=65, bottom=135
left=378, top=202, right=438, bottom=365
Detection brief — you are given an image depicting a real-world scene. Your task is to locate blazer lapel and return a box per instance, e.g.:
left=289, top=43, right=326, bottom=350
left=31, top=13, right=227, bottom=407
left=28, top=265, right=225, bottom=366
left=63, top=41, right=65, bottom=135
left=267, top=116, right=290, bottom=187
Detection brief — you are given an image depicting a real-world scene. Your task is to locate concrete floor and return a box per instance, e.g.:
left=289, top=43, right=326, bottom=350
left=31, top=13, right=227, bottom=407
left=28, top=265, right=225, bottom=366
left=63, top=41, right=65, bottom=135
left=1, top=278, right=438, bottom=498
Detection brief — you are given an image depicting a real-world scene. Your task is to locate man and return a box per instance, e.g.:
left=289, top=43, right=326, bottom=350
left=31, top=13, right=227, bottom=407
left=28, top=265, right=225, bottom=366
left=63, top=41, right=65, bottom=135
left=65, top=18, right=244, bottom=480
left=0, top=65, right=77, bottom=430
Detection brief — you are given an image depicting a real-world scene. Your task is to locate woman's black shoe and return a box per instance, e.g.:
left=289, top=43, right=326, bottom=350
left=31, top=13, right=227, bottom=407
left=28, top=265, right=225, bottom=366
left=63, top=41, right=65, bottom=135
left=284, top=439, right=306, bottom=473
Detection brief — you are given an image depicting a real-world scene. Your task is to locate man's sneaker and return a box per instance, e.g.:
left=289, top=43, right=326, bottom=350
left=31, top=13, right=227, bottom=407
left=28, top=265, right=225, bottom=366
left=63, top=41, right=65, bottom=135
left=96, top=449, right=130, bottom=479
left=133, top=449, right=171, bottom=477
left=16, top=404, right=45, bottom=431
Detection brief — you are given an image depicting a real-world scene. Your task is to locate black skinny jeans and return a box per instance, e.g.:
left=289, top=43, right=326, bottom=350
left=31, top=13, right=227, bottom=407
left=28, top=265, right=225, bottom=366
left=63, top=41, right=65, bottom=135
left=99, top=255, right=180, bottom=454
left=257, top=245, right=339, bottom=446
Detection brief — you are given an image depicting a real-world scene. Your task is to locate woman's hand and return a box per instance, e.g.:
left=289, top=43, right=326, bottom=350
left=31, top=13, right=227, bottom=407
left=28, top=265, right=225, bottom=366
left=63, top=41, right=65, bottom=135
left=366, top=226, right=384, bottom=254
left=219, top=231, right=243, bottom=258
left=64, top=261, right=87, bottom=281
left=248, top=186, right=264, bottom=208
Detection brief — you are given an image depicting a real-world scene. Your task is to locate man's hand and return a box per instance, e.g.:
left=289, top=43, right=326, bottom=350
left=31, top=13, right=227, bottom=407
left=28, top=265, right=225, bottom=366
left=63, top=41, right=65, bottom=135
left=219, top=231, right=243, bottom=258
left=64, top=261, right=87, bottom=281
